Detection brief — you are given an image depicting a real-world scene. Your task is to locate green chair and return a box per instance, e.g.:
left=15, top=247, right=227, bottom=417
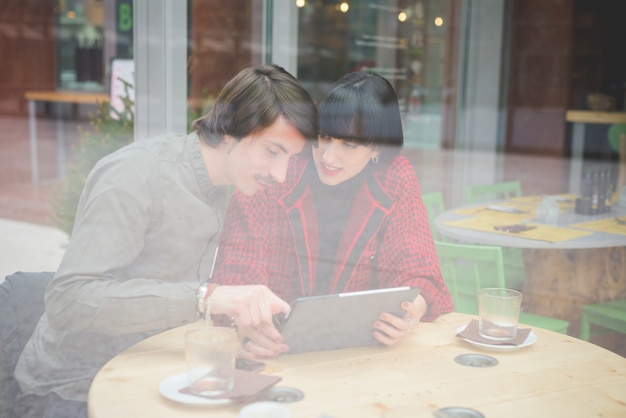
left=466, top=180, right=522, bottom=203
left=580, top=299, right=626, bottom=341
left=465, top=181, right=525, bottom=291
left=422, top=191, right=447, bottom=242
left=435, top=240, right=570, bottom=334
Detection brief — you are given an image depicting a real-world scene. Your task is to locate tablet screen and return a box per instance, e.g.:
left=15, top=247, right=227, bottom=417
left=277, top=287, right=420, bottom=354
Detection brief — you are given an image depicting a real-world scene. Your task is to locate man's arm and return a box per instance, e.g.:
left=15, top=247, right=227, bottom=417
left=45, top=150, right=200, bottom=335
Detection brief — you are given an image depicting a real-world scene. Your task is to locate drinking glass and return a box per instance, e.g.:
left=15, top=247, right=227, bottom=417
left=185, top=327, right=239, bottom=396
left=478, top=288, right=522, bottom=341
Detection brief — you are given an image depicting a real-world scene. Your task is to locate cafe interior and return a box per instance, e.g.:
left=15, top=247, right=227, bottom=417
left=1, top=0, right=626, bottom=415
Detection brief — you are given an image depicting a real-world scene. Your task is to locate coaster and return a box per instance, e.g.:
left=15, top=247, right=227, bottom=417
left=457, top=319, right=531, bottom=346
left=178, top=369, right=282, bottom=402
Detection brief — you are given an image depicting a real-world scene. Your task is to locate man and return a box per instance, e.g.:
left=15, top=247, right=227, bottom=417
left=14, top=64, right=317, bottom=417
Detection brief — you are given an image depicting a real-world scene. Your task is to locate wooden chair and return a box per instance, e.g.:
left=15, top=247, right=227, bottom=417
left=579, top=299, right=626, bottom=342
left=465, top=181, right=526, bottom=291
left=421, top=191, right=447, bottom=242
left=435, top=241, right=570, bottom=334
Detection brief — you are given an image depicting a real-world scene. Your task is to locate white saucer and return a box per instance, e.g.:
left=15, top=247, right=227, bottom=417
left=456, top=325, right=537, bottom=352
left=159, top=373, right=234, bottom=407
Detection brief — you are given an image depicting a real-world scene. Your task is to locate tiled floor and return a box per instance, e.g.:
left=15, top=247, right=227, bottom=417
left=0, top=218, right=67, bottom=281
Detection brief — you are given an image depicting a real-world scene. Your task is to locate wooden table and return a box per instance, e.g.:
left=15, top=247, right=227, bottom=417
left=435, top=200, right=626, bottom=338
left=565, top=110, right=626, bottom=193
left=24, top=90, right=109, bottom=184
left=88, top=312, right=626, bottom=417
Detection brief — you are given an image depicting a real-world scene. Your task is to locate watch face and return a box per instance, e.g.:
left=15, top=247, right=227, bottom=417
left=197, top=283, right=210, bottom=317
left=196, top=282, right=217, bottom=319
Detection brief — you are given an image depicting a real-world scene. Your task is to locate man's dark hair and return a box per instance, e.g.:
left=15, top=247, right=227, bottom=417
left=192, top=64, right=318, bottom=147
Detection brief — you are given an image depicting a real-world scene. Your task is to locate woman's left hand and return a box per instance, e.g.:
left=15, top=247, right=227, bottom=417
left=372, top=294, right=427, bottom=346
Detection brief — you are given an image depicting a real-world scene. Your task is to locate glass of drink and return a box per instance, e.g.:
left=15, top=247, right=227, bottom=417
left=185, top=327, right=239, bottom=396
left=478, top=288, right=522, bottom=342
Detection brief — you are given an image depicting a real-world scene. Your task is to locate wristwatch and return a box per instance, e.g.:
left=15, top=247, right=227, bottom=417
left=196, top=282, right=218, bottom=320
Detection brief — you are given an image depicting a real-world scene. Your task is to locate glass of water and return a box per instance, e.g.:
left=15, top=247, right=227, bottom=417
left=478, top=288, right=522, bottom=342
left=185, top=327, right=239, bottom=396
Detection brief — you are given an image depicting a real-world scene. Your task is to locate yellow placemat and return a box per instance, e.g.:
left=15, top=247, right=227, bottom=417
left=443, top=217, right=593, bottom=243
left=571, top=216, right=626, bottom=237
left=509, top=194, right=577, bottom=212
left=507, top=196, right=542, bottom=204
left=454, top=204, right=535, bottom=220
left=510, top=193, right=577, bottom=204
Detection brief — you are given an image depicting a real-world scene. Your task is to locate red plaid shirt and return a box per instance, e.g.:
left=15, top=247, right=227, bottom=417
left=213, top=154, right=453, bottom=320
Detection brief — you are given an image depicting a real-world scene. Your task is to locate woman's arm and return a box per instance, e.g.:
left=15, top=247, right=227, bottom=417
left=374, top=157, right=454, bottom=320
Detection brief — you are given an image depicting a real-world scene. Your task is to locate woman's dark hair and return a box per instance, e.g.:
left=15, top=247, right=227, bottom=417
left=317, top=71, right=404, bottom=163
left=192, top=64, right=318, bottom=147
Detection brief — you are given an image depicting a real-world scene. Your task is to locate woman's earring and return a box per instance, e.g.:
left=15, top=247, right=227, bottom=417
left=371, top=155, right=379, bottom=164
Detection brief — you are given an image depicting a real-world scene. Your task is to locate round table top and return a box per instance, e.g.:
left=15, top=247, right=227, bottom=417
left=88, top=312, right=626, bottom=418
left=435, top=200, right=626, bottom=249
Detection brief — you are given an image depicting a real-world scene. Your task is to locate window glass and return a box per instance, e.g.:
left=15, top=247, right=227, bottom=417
left=297, top=0, right=446, bottom=149
left=56, top=0, right=106, bottom=91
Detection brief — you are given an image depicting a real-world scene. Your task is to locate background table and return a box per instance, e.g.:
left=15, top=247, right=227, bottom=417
left=88, top=312, right=626, bottom=418
left=435, top=201, right=626, bottom=250
left=25, top=90, right=108, bottom=184
left=436, top=201, right=626, bottom=339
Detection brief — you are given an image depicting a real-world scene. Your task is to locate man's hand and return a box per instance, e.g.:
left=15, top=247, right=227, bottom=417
left=210, top=285, right=289, bottom=327
left=209, top=285, right=290, bottom=359
left=237, top=323, right=289, bottom=359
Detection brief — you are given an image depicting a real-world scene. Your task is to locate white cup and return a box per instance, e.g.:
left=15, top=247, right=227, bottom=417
left=184, top=327, right=239, bottom=396
left=536, top=196, right=559, bottom=224
left=478, top=288, right=522, bottom=341
left=238, top=402, right=291, bottom=418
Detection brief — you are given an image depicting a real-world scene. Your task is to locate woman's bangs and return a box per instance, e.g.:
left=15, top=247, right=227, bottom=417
left=319, top=97, right=354, bottom=138
left=319, top=96, right=373, bottom=145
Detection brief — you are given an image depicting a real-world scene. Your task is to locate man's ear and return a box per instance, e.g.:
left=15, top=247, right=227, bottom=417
left=222, top=134, right=237, bottom=151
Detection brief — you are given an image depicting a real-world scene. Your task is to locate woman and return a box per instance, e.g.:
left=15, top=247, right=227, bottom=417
left=214, top=71, right=453, bottom=356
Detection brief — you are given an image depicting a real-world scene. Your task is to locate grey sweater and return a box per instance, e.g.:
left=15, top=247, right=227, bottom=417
left=16, top=131, right=228, bottom=401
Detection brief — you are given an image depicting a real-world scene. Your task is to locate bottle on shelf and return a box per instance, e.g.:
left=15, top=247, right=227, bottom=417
left=603, top=165, right=614, bottom=212
left=590, top=167, right=600, bottom=214
left=576, top=167, right=593, bottom=215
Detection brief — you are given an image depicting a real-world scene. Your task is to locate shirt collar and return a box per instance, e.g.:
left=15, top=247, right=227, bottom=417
left=187, top=131, right=228, bottom=203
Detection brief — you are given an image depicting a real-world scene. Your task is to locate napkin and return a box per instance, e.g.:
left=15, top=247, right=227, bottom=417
left=179, top=369, right=282, bottom=402
left=457, top=319, right=531, bottom=346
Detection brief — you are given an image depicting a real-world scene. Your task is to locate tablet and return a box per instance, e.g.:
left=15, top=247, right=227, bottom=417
left=275, top=286, right=420, bottom=354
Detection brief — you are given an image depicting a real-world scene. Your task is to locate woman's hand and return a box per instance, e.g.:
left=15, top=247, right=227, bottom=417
left=373, top=294, right=427, bottom=346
